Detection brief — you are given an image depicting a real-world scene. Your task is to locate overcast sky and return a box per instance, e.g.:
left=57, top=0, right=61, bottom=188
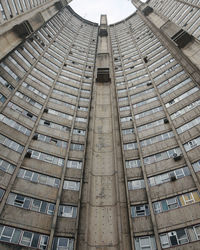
left=69, top=0, right=137, bottom=24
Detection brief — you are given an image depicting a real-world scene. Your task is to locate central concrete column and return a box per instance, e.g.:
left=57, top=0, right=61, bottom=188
left=77, top=15, right=131, bottom=250
left=87, top=15, right=119, bottom=249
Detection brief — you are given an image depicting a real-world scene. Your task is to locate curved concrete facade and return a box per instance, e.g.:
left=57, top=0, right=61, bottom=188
left=0, top=1, right=200, bottom=250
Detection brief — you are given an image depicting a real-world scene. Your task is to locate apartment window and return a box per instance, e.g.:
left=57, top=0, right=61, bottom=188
left=27, top=150, right=64, bottom=167
left=130, top=88, right=154, bottom=100
left=28, top=75, right=50, bottom=90
left=161, top=78, right=191, bottom=97
left=58, top=205, right=77, bottom=218
left=8, top=56, right=26, bottom=74
left=52, top=237, right=74, bottom=250
left=8, top=102, right=37, bottom=121
left=33, top=68, right=53, bottom=83
left=73, top=129, right=85, bottom=135
left=131, top=204, right=150, bottom=217
left=7, top=193, right=55, bottom=215
left=18, top=169, right=60, bottom=188
left=144, top=147, right=181, bottom=165
left=0, top=114, right=31, bottom=136
left=0, top=159, right=15, bottom=174
left=48, top=108, right=73, bottom=120
left=0, top=188, right=5, bottom=201
left=137, top=119, right=164, bottom=132
left=0, top=134, right=24, bottom=153
left=133, top=96, right=158, bottom=108
left=76, top=117, right=87, bottom=123
left=177, top=116, right=200, bottom=134
left=171, top=99, right=200, bottom=120
left=63, top=180, right=80, bottom=191
left=121, top=116, right=132, bottom=122
left=78, top=106, right=88, bottom=111
left=120, top=106, right=130, bottom=111
left=22, top=82, right=47, bottom=99
left=166, top=87, right=199, bottom=108
left=193, top=160, right=200, bottom=172
left=160, top=228, right=189, bottom=248
left=37, top=134, right=67, bottom=148
left=124, top=142, right=137, bottom=150
left=0, top=76, right=14, bottom=91
left=39, top=119, right=69, bottom=131
left=67, top=160, right=82, bottom=169
left=0, top=93, right=6, bottom=104
left=49, top=98, right=75, bottom=110
left=122, top=128, right=134, bottom=135
left=70, top=143, right=84, bottom=151
left=184, top=136, right=200, bottom=151
left=135, top=106, right=163, bottom=119
left=153, top=190, right=200, bottom=214
left=148, top=166, right=190, bottom=186
left=134, top=236, right=157, bottom=250
left=140, top=131, right=174, bottom=147
left=125, top=159, right=141, bottom=168
left=0, top=62, right=19, bottom=81
left=128, top=179, right=145, bottom=190
left=0, top=224, right=49, bottom=249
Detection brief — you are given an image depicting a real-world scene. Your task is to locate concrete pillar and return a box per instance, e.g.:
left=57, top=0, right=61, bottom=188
left=78, top=15, right=131, bottom=250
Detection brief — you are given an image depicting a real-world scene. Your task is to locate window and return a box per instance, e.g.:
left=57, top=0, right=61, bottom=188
left=184, top=136, right=200, bottom=151
left=126, top=159, right=141, bottom=168
left=0, top=76, right=14, bottom=91
left=148, top=166, right=190, bottom=187
left=58, top=205, right=77, bottom=218
left=166, top=197, right=179, bottom=209
left=160, top=234, right=170, bottom=248
left=171, top=99, right=200, bottom=120
left=27, top=150, right=64, bottom=166
left=0, top=159, right=15, bottom=174
left=0, top=224, right=49, bottom=249
left=22, top=82, right=47, bottom=99
left=134, top=236, right=157, bottom=250
left=0, top=114, right=31, bottom=136
left=73, top=129, right=85, bottom=135
left=67, top=160, right=82, bottom=169
left=37, top=134, right=67, bottom=148
left=193, top=225, right=200, bottom=240
left=39, top=119, right=69, bottom=131
left=8, top=102, right=37, bottom=121
left=20, top=231, right=33, bottom=246
left=7, top=193, right=55, bottom=215
left=193, top=160, right=200, bottom=172
left=139, top=236, right=152, bottom=249
left=0, top=93, right=6, bottom=104
left=177, top=116, right=200, bottom=134
left=160, top=229, right=189, bottom=248
left=166, top=87, right=199, bottom=108
left=144, top=147, right=181, bottom=165
left=0, top=134, right=24, bottom=153
left=63, top=180, right=80, bottom=191
left=122, top=128, right=134, bottom=135
left=140, top=131, right=174, bottom=147
left=52, top=237, right=74, bottom=250
left=70, top=143, right=84, bottom=151
left=124, top=142, right=137, bottom=150
left=128, top=179, right=145, bottom=190
left=0, top=188, right=5, bottom=201
left=131, top=204, right=150, bottom=217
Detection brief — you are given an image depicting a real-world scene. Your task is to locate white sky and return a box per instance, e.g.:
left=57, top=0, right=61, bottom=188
left=69, top=0, right=137, bottom=24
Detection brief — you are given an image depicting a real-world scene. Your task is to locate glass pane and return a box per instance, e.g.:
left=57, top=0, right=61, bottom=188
left=31, top=233, right=40, bottom=248
left=11, top=229, right=21, bottom=244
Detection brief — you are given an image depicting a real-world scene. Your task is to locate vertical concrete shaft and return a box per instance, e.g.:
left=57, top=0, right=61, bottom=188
left=80, top=15, right=129, bottom=249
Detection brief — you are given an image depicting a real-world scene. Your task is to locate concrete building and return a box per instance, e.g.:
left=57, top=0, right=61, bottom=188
left=0, top=0, right=200, bottom=249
